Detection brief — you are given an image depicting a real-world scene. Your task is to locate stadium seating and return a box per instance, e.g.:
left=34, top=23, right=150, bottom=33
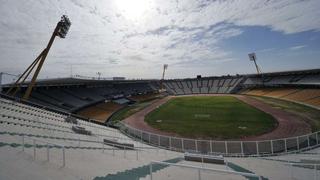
left=164, top=76, right=243, bottom=95
left=1, top=94, right=319, bottom=179
left=76, top=102, right=123, bottom=123
left=243, top=88, right=320, bottom=108
left=7, top=81, right=157, bottom=113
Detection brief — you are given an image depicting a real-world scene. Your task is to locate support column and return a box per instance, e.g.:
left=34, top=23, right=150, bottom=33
left=225, top=141, right=228, bottom=154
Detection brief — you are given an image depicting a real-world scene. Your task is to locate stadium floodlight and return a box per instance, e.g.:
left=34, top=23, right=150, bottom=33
left=6, top=15, right=72, bottom=100
left=57, top=15, right=71, bottom=38
left=248, top=53, right=256, bottom=61
left=160, top=64, right=169, bottom=91
left=248, top=52, right=261, bottom=74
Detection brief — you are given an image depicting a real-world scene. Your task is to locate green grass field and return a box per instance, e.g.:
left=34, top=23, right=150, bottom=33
left=145, top=96, right=277, bottom=139
left=109, top=100, right=156, bottom=125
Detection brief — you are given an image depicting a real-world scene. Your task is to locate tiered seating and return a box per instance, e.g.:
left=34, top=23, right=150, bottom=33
left=262, top=88, right=299, bottom=98
left=305, top=97, right=320, bottom=106
left=76, top=102, right=123, bottom=123
left=191, top=80, right=200, bottom=94
left=13, top=81, right=158, bottom=113
left=244, top=88, right=271, bottom=96
left=164, top=76, right=243, bottom=95
left=284, top=89, right=320, bottom=102
left=128, top=93, right=160, bottom=102
left=243, top=88, right=320, bottom=108
left=0, top=97, right=318, bottom=179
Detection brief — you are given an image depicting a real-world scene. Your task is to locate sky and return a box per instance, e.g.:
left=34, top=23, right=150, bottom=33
left=0, top=0, right=320, bottom=82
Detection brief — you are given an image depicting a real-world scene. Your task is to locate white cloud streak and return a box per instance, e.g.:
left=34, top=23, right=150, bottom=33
left=0, top=0, right=319, bottom=79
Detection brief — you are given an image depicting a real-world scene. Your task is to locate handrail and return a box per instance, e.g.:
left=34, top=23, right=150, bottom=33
left=150, top=161, right=261, bottom=179
left=21, top=135, right=66, bottom=167
left=120, top=121, right=320, bottom=143
left=119, top=121, right=320, bottom=156
left=26, top=136, right=65, bottom=147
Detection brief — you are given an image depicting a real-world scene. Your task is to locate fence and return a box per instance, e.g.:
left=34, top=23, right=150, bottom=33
left=22, top=136, right=66, bottom=167
left=118, top=122, right=320, bottom=156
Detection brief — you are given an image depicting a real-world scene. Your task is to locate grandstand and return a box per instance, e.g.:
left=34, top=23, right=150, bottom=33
left=2, top=78, right=159, bottom=112
left=76, top=102, right=124, bottom=123
left=163, top=75, right=244, bottom=95
left=0, top=69, right=320, bottom=180
left=163, top=69, right=320, bottom=108
left=0, top=93, right=319, bottom=179
left=242, top=69, right=320, bottom=108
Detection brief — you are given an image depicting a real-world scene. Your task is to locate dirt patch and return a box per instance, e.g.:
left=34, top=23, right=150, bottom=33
left=236, top=95, right=311, bottom=140
left=123, top=94, right=312, bottom=140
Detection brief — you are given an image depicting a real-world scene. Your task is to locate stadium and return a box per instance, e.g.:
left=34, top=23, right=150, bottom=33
left=1, top=1, right=320, bottom=180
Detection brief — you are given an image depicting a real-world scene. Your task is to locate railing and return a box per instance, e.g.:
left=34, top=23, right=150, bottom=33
left=118, top=122, right=320, bottom=156
left=284, top=162, right=319, bottom=180
left=19, top=133, right=166, bottom=166
left=149, top=161, right=262, bottom=180
left=21, top=136, right=66, bottom=167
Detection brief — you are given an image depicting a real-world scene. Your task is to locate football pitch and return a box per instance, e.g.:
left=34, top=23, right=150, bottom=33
left=145, top=96, right=277, bottom=139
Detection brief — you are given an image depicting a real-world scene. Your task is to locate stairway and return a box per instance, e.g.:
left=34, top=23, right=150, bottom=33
left=93, top=157, right=182, bottom=180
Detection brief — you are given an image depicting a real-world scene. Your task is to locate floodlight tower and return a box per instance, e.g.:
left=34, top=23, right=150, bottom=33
left=248, top=53, right=262, bottom=74
left=0, top=72, right=3, bottom=93
left=160, top=64, right=168, bottom=90
left=6, top=15, right=71, bottom=100
left=97, top=72, right=102, bottom=80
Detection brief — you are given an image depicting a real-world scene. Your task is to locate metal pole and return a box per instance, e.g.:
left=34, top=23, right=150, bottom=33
left=201, top=156, right=204, bottom=167
left=136, top=150, right=139, bottom=160
left=33, top=139, right=36, bottom=160
left=113, top=144, right=115, bottom=156
left=241, top=141, right=244, bottom=156
left=195, top=140, right=198, bottom=152
left=284, top=139, right=287, bottom=152
left=158, top=135, right=160, bottom=148
left=22, top=135, right=25, bottom=152
left=182, top=139, right=185, bottom=152
left=290, top=163, right=293, bottom=179
left=256, top=141, right=259, bottom=155
left=253, top=59, right=260, bottom=74
left=169, top=137, right=172, bottom=150
left=47, top=143, right=49, bottom=162
left=149, top=163, right=153, bottom=180
left=314, top=164, right=318, bottom=180
left=198, top=169, right=201, bottom=180
left=209, top=140, right=212, bottom=154
left=271, top=140, right=274, bottom=154
left=62, top=146, right=65, bottom=167
left=102, top=143, right=104, bottom=153
left=0, top=72, right=2, bottom=93
left=225, top=141, right=228, bottom=154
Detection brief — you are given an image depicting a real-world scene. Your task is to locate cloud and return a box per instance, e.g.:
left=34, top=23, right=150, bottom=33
left=289, top=45, right=307, bottom=50
left=0, top=0, right=319, bottom=79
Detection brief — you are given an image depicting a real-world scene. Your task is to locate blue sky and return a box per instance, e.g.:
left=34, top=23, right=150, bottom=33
left=220, top=26, right=320, bottom=74
left=0, top=0, right=319, bottom=82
